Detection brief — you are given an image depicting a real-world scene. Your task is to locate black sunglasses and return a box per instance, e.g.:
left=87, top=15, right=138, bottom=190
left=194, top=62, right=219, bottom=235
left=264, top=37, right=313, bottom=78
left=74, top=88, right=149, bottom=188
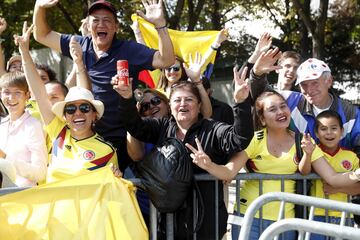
left=166, top=66, right=180, bottom=72
left=140, top=96, right=162, bottom=113
left=64, top=103, right=92, bottom=115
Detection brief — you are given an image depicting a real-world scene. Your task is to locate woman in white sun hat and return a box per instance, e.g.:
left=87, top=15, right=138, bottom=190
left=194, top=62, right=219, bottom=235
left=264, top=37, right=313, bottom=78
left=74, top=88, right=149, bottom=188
left=16, top=22, right=119, bottom=183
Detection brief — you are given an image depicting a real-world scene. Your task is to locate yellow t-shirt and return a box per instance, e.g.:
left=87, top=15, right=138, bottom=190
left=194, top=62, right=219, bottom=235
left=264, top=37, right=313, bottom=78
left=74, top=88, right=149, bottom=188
left=311, top=147, right=359, bottom=217
left=238, top=129, right=323, bottom=220
left=45, top=117, right=118, bottom=183
left=26, top=99, right=41, bottom=121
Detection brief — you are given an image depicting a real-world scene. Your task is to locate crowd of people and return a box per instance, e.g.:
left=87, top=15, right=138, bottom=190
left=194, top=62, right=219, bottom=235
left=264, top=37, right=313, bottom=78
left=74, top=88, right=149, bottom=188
left=0, top=0, right=360, bottom=239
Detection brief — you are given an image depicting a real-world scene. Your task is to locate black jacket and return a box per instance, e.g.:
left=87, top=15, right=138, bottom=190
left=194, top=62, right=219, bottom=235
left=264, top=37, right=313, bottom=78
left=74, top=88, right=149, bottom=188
left=119, top=96, right=254, bottom=239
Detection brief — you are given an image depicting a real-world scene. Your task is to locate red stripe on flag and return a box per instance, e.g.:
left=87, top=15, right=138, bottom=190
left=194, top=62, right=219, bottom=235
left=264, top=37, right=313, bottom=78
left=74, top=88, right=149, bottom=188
left=138, top=70, right=155, bottom=88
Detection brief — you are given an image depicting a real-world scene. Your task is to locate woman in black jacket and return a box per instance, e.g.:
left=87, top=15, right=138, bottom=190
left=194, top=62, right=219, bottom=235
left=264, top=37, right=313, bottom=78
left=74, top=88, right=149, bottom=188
left=113, top=67, right=254, bottom=239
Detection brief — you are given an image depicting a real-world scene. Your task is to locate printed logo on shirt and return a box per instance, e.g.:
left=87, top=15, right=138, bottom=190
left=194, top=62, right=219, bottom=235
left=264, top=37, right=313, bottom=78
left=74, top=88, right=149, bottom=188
left=65, top=145, right=72, bottom=151
left=255, top=155, right=262, bottom=160
left=341, top=160, right=352, bottom=171
left=83, top=150, right=95, bottom=161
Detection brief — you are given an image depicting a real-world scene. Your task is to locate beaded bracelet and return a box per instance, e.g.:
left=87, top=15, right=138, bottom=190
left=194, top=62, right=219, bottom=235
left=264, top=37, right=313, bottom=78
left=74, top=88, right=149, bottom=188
left=155, top=25, right=167, bottom=30
left=193, top=80, right=203, bottom=86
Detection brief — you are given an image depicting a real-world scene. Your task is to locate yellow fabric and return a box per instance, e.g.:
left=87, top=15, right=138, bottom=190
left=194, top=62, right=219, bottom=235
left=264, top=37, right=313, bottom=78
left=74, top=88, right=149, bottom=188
left=0, top=168, right=148, bottom=240
left=238, top=129, right=323, bottom=220
left=131, top=14, right=219, bottom=85
left=311, top=147, right=359, bottom=217
left=45, top=117, right=118, bottom=183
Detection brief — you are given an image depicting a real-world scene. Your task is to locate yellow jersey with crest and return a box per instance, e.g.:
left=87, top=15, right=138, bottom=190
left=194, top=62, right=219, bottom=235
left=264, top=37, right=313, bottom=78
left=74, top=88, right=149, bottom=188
left=311, top=146, right=359, bottom=217
left=238, top=129, right=323, bottom=220
left=45, top=117, right=118, bottom=183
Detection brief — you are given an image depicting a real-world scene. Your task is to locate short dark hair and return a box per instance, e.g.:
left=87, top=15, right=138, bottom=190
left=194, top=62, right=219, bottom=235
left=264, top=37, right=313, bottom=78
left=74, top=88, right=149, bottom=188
left=278, top=51, right=301, bottom=66
left=35, top=63, right=57, bottom=81
left=169, top=81, right=201, bottom=103
left=45, top=80, right=69, bottom=96
left=315, top=110, right=343, bottom=131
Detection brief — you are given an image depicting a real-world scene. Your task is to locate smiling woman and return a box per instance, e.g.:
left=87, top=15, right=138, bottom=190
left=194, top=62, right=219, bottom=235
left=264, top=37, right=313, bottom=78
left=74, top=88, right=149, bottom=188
left=114, top=66, right=254, bottom=239
left=16, top=21, right=119, bottom=184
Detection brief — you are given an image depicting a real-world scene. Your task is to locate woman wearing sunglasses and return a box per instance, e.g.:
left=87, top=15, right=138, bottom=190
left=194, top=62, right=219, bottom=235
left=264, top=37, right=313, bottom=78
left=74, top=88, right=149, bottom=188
left=114, top=65, right=253, bottom=239
left=16, top=23, right=119, bottom=183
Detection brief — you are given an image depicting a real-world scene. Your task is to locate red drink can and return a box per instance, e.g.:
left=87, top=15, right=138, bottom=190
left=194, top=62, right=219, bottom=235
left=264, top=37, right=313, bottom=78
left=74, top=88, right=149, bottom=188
left=117, top=60, right=129, bottom=86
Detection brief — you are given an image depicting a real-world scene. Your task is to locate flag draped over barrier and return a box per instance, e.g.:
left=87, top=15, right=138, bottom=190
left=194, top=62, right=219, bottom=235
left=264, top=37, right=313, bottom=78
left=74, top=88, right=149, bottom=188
left=132, top=14, right=219, bottom=88
left=0, top=168, right=148, bottom=240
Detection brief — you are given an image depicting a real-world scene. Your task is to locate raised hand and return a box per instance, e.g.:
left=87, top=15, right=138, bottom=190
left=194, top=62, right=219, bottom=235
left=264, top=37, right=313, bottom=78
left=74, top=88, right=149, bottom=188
left=36, top=0, right=59, bottom=8
left=111, top=75, right=133, bottom=99
left=301, top=133, right=315, bottom=156
left=213, top=28, right=229, bottom=47
left=137, top=0, right=166, bottom=27
left=253, top=47, right=282, bottom=76
left=0, top=17, right=7, bottom=35
left=69, top=37, right=83, bottom=65
left=233, top=66, right=250, bottom=103
left=14, top=21, right=34, bottom=53
left=186, top=138, right=213, bottom=171
left=248, top=32, right=272, bottom=63
left=183, top=52, right=202, bottom=82
left=255, top=32, right=272, bottom=55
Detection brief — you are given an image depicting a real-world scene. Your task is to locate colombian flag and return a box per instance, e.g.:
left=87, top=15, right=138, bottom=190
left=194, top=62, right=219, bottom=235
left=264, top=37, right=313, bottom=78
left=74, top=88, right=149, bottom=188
left=132, top=14, right=219, bottom=88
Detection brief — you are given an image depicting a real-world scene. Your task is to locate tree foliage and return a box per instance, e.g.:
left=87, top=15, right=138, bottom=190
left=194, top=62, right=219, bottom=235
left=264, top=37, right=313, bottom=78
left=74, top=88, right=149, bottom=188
left=0, top=0, right=358, bottom=86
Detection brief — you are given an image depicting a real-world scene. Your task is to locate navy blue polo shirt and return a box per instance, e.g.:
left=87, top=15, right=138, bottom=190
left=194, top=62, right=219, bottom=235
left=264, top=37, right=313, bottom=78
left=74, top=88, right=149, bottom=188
left=60, top=34, right=156, bottom=140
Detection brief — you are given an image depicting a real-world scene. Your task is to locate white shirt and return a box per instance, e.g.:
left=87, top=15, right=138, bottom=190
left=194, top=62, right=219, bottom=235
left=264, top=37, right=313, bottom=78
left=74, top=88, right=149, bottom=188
left=0, top=111, right=47, bottom=186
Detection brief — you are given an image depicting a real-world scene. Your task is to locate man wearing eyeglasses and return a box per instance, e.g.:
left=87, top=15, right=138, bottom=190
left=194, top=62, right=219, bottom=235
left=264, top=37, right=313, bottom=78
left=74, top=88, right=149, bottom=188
left=33, top=0, right=175, bottom=171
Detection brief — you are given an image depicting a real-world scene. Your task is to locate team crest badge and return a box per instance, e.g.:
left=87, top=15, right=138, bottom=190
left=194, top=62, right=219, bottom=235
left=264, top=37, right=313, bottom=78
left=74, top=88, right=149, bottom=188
left=341, top=160, right=352, bottom=170
left=83, top=150, right=95, bottom=160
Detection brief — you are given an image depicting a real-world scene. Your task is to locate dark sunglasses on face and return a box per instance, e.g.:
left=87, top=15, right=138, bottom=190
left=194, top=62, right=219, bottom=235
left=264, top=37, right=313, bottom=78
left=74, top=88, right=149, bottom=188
left=140, top=96, right=162, bottom=113
left=64, top=103, right=92, bottom=115
left=166, top=66, right=180, bottom=72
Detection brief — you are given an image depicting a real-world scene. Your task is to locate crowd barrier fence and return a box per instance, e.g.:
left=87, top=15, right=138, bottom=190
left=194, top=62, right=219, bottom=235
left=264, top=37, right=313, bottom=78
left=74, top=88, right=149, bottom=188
left=0, top=172, right=359, bottom=240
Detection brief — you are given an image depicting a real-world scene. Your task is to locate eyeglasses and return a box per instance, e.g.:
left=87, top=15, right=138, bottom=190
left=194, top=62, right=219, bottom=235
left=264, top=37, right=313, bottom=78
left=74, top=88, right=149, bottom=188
left=140, top=96, right=162, bottom=113
left=64, top=103, right=92, bottom=115
left=166, top=66, right=180, bottom=72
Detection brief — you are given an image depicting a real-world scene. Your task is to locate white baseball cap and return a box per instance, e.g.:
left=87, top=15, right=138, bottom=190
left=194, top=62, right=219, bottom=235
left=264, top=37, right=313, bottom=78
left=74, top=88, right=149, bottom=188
left=296, top=58, right=331, bottom=85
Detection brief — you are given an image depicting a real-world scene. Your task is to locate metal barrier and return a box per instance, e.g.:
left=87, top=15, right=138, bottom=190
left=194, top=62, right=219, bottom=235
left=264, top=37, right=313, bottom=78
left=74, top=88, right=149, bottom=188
left=0, top=173, right=357, bottom=240
left=258, top=218, right=360, bottom=240
left=239, top=192, right=360, bottom=240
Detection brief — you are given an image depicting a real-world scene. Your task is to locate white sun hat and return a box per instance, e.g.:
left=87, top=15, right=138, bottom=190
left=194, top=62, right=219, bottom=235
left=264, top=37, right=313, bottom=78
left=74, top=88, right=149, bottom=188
left=52, top=86, right=104, bottom=119
left=296, top=58, right=331, bottom=85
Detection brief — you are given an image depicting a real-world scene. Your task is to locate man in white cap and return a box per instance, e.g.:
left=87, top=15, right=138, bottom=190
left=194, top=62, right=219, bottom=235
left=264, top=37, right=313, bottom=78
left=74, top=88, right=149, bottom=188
left=32, top=0, right=175, bottom=171
left=251, top=56, right=360, bottom=157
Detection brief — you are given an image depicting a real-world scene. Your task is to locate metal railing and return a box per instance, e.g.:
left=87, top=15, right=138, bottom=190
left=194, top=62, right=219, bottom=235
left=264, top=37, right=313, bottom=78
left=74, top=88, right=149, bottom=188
left=0, top=173, right=358, bottom=240
left=258, top=218, right=360, bottom=240
left=239, top=192, right=360, bottom=240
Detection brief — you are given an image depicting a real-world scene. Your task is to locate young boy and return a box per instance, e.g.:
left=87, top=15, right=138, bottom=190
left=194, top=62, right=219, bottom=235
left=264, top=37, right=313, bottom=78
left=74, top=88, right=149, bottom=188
left=311, top=110, right=360, bottom=240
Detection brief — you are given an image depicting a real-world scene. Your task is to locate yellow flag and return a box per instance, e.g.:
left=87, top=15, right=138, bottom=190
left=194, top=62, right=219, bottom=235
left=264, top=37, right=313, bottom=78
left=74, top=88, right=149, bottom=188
left=0, top=168, right=148, bottom=240
left=132, top=14, right=219, bottom=87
